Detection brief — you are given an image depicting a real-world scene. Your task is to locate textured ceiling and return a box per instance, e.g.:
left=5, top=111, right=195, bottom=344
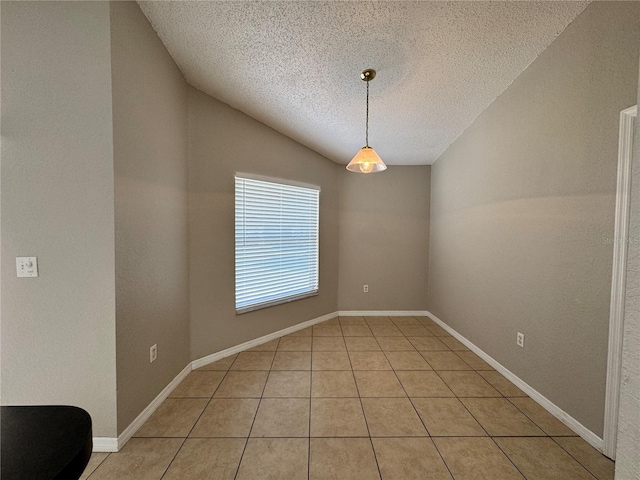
left=138, top=1, right=588, bottom=165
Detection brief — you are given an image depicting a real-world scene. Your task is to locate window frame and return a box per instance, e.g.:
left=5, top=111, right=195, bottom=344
left=234, top=173, right=320, bottom=314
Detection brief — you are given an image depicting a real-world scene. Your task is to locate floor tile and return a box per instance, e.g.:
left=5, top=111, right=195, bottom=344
left=376, top=336, right=415, bottom=351
left=196, top=354, right=237, bottom=371
left=169, top=371, right=225, bottom=398
left=478, top=371, right=526, bottom=397
left=372, top=438, right=452, bottom=480
left=214, top=371, right=269, bottom=398
left=509, top=397, right=576, bottom=436
left=396, top=371, right=455, bottom=397
left=311, top=370, right=358, bottom=397
left=135, top=398, right=208, bottom=437
left=455, top=351, right=494, bottom=370
left=370, top=325, right=403, bottom=337
left=313, top=336, right=347, bottom=351
left=354, top=371, right=406, bottom=397
left=418, top=318, right=438, bottom=328
left=397, top=324, right=433, bottom=336
left=310, top=438, right=381, bottom=480
left=408, top=337, right=450, bottom=351
left=434, top=437, right=524, bottom=480
left=322, top=317, right=341, bottom=325
left=385, top=351, right=432, bottom=370
left=495, top=437, right=594, bottom=480
left=339, top=316, right=367, bottom=325
left=460, top=398, right=545, bottom=436
left=438, top=337, right=470, bottom=351
left=88, top=438, right=183, bottom=480
left=230, top=351, right=275, bottom=370
left=286, top=326, right=313, bottom=336
left=361, top=398, right=427, bottom=436
left=437, top=371, right=501, bottom=397
left=278, top=336, right=312, bottom=351
left=312, top=351, right=351, bottom=370
left=162, top=438, right=245, bottom=480
left=364, top=316, right=393, bottom=326
left=345, top=337, right=382, bottom=352
left=271, top=351, right=311, bottom=370
left=236, top=438, right=308, bottom=480
left=425, top=325, right=451, bottom=337
left=421, top=351, right=472, bottom=371
left=190, top=398, right=259, bottom=437
left=389, top=316, right=421, bottom=325
left=247, top=338, right=280, bottom=352
left=80, top=453, right=109, bottom=480
left=553, top=436, right=615, bottom=480
left=250, top=398, right=310, bottom=437
left=311, top=398, right=369, bottom=437
left=341, top=325, right=374, bottom=336
left=313, top=324, right=342, bottom=336
left=263, top=371, right=311, bottom=397
left=411, top=398, right=486, bottom=436
left=349, top=351, right=392, bottom=370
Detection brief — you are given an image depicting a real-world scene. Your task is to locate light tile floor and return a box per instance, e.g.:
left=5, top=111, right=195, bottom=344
left=84, top=316, right=615, bottom=480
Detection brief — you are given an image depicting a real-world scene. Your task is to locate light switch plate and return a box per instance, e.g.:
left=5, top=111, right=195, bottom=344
left=16, top=257, right=38, bottom=277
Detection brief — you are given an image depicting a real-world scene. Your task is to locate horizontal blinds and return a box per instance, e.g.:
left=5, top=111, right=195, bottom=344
left=235, top=176, right=319, bottom=313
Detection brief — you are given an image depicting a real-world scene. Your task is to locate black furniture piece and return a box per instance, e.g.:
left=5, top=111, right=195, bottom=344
left=1, top=406, right=93, bottom=480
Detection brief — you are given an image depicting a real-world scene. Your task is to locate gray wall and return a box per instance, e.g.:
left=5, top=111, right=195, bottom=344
left=427, top=1, right=640, bottom=437
left=110, top=1, right=191, bottom=433
left=188, top=87, right=340, bottom=360
left=0, top=1, right=118, bottom=437
left=338, top=166, right=430, bottom=311
left=614, top=64, right=640, bottom=480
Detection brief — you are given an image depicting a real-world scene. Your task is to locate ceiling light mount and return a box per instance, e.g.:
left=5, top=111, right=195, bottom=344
left=360, top=69, right=376, bottom=82
left=347, top=69, right=387, bottom=174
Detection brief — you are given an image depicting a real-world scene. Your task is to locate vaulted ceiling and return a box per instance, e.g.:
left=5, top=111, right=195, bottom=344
left=138, top=1, right=589, bottom=165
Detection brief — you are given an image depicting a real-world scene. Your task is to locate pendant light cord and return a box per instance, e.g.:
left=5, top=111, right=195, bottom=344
left=365, top=80, right=370, bottom=147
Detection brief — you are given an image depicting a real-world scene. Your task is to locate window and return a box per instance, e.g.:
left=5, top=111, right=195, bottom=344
left=235, top=174, right=320, bottom=313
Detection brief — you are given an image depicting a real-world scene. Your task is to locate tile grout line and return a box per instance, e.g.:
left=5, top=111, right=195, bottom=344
left=232, top=343, right=278, bottom=480
left=308, top=333, right=313, bottom=480
left=84, top=452, right=111, bottom=479
left=158, top=360, right=237, bottom=480
left=548, top=437, right=601, bottom=479
left=354, top=317, right=385, bottom=480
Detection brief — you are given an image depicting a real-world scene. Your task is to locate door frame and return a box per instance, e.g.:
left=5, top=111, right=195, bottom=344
left=603, top=105, right=636, bottom=459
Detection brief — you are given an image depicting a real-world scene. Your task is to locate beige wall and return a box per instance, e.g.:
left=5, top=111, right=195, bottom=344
left=0, top=1, right=118, bottom=436
left=338, top=166, right=430, bottom=311
left=614, top=64, right=640, bottom=479
left=110, top=1, right=191, bottom=433
left=188, top=87, right=340, bottom=360
left=428, top=1, right=640, bottom=437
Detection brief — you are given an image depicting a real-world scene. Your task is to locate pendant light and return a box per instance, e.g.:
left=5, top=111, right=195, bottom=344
left=346, top=69, right=387, bottom=173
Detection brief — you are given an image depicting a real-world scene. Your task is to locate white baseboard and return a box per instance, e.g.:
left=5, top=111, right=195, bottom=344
left=92, top=437, right=118, bottom=452
left=93, top=363, right=192, bottom=452
left=102, top=311, right=341, bottom=452
left=425, top=311, right=604, bottom=452
left=338, top=310, right=429, bottom=317
left=192, top=311, right=339, bottom=370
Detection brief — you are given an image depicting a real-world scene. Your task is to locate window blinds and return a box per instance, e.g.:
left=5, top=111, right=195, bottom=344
left=235, top=175, right=320, bottom=313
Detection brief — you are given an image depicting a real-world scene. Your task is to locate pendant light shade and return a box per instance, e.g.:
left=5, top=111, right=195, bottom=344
left=346, top=146, right=386, bottom=173
left=346, top=69, right=387, bottom=174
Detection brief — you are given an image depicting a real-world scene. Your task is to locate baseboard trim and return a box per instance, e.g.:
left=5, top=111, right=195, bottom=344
left=191, top=311, right=339, bottom=370
left=338, top=310, right=429, bottom=317
left=92, top=437, right=118, bottom=453
left=93, top=363, right=193, bottom=452
left=425, top=311, right=604, bottom=452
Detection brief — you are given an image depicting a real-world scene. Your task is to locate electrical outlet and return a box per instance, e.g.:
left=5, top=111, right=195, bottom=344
left=150, top=344, right=157, bottom=363
left=516, top=332, right=525, bottom=348
left=363, top=285, right=368, bottom=293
